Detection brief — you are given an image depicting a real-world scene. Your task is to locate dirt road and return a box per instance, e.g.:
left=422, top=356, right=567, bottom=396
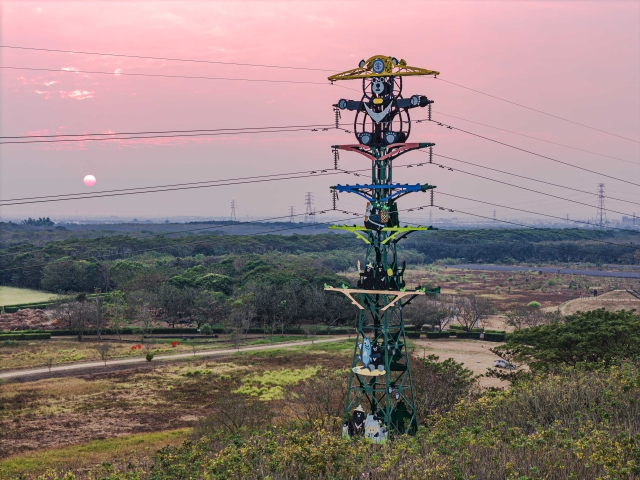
left=0, top=337, right=347, bottom=380
left=414, top=338, right=507, bottom=389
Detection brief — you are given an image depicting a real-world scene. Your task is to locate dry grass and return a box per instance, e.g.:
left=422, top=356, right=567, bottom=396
left=0, top=335, right=316, bottom=371
left=0, top=428, right=190, bottom=478
left=558, top=289, right=640, bottom=315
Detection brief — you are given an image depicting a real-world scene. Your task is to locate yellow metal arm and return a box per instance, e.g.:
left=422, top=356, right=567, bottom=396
left=329, top=56, right=440, bottom=81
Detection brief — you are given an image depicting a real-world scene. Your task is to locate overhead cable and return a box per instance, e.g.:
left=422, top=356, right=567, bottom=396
left=0, top=44, right=337, bottom=72
left=434, top=78, right=640, bottom=144
left=429, top=120, right=640, bottom=188
left=416, top=112, right=639, bottom=166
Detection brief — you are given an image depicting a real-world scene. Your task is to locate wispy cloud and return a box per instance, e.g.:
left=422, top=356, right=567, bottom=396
left=59, top=90, right=94, bottom=100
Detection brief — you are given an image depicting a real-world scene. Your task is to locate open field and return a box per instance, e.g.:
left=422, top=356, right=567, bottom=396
left=0, top=340, right=352, bottom=466
left=400, top=266, right=640, bottom=312
left=0, top=335, right=336, bottom=372
left=556, top=289, right=640, bottom=315
left=413, top=338, right=505, bottom=389
left=0, top=287, right=58, bottom=307
left=0, top=429, right=190, bottom=479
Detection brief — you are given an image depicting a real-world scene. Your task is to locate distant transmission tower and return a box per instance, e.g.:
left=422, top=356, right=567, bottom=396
left=304, top=192, right=316, bottom=223
left=493, top=209, right=497, bottom=221
left=596, top=183, right=607, bottom=227
left=289, top=206, right=295, bottom=223
left=230, top=200, right=237, bottom=221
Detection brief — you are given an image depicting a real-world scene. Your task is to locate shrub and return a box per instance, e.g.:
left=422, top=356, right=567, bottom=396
left=0, top=332, right=51, bottom=340
left=482, top=333, right=506, bottom=342
left=494, top=309, right=640, bottom=371
left=3, top=306, right=19, bottom=313
left=200, top=324, right=213, bottom=335
left=456, top=332, right=481, bottom=339
left=425, top=331, right=451, bottom=339
left=146, top=352, right=154, bottom=362
left=527, top=301, right=541, bottom=308
left=406, top=332, right=421, bottom=339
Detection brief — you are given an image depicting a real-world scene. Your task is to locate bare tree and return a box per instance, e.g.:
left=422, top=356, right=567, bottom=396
left=157, top=285, right=197, bottom=328
left=69, top=297, right=92, bottom=341
left=506, top=304, right=562, bottom=330
left=253, top=284, right=286, bottom=341
left=95, top=343, right=111, bottom=366
left=404, top=295, right=456, bottom=332
left=319, top=290, right=352, bottom=334
left=91, top=296, right=107, bottom=340
left=456, top=294, right=493, bottom=331
left=129, top=294, right=155, bottom=343
left=106, top=290, right=127, bottom=342
left=225, top=293, right=255, bottom=349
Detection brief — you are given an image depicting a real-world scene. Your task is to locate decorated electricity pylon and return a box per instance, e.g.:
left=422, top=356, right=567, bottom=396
left=324, top=56, right=441, bottom=440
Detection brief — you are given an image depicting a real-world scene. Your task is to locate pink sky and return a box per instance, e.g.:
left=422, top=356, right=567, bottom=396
left=1, top=1, right=639, bottom=223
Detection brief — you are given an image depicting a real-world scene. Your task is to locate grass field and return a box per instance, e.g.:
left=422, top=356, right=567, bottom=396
left=0, top=335, right=321, bottom=371
left=0, top=429, right=190, bottom=478
left=0, top=286, right=58, bottom=306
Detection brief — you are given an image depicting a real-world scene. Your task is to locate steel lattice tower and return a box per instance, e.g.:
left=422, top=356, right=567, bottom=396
left=230, top=200, right=237, bottom=221
left=304, top=192, right=315, bottom=224
left=596, top=183, right=607, bottom=227
left=324, top=56, right=440, bottom=440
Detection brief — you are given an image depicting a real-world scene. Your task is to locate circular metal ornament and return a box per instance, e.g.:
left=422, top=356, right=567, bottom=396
left=372, top=58, right=385, bottom=74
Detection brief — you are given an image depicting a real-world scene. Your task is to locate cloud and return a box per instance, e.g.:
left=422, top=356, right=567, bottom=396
left=59, top=90, right=94, bottom=100
left=61, top=67, right=80, bottom=72
left=114, top=68, right=123, bottom=75
left=44, top=81, right=56, bottom=86
left=34, top=90, right=52, bottom=99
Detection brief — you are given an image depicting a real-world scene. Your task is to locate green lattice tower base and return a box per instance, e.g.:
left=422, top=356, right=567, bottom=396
left=344, top=292, right=418, bottom=436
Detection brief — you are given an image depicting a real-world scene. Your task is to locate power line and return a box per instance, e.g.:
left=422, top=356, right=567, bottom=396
left=0, top=126, right=333, bottom=146
left=429, top=120, right=640, bottom=188
left=426, top=206, right=633, bottom=261
left=426, top=152, right=640, bottom=209
left=0, top=45, right=337, bottom=72
left=0, top=123, right=335, bottom=141
left=434, top=78, right=640, bottom=144
left=1, top=168, right=333, bottom=202
left=0, top=171, right=347, bottom=206
left=428, top=202, right=640, bottom=253
left=437, top=191, right=639, bottom=235
left=420, top=111, right=639, bottom=166
left=417, top=155, right=640, bottom=219
left=0, top=66, right=349, bottom=88
left=4, top=43, right=632, bottom=144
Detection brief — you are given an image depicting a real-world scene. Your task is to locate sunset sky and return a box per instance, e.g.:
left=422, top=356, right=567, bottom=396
left=1, top=1, right=638, bottom=224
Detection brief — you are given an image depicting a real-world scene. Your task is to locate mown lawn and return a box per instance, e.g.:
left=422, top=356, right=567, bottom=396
left=0, top=286, right=58, bottom=307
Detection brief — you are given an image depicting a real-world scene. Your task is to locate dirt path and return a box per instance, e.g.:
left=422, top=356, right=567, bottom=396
left=413, top=338, right=508, bottom=389
left=0, top=337, right=347, bottom=380
left=557, top=289, right=640, bottom=315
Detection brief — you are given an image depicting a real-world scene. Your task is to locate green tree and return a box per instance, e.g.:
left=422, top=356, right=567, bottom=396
left=494, top=309, right=640, bottom=371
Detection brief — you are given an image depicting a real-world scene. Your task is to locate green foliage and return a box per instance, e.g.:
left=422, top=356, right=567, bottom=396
left=527, top=301, right=541, bottom=308
left=233, top=367, right=318, bottom=401
left=194, top=273, right=233, bottom=295
left=0, top=332, right=50, bottom=340
left=108, top=260, right=145, bottom=287
left=145, top=352, right=154, bottom=362
left=425, top=331, right=451, bottom=339
left=494, top=309, right=640, bottom=371
left=200, top=323, right=213, bottom=335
